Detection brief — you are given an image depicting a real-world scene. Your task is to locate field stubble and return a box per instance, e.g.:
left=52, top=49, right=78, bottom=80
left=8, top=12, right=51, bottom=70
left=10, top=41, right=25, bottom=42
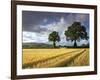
left=22, top=48, right=89, bottom=69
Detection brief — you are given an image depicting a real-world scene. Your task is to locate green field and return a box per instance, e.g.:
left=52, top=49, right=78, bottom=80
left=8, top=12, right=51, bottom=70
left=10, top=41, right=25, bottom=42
left=22, top=48, right=89, bottom=69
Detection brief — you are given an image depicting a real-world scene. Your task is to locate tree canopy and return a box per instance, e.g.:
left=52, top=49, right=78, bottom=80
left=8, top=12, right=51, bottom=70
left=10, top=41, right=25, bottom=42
left=65, top=22, right=88, bottom=47
left=48, top=31, right=60, bottom=48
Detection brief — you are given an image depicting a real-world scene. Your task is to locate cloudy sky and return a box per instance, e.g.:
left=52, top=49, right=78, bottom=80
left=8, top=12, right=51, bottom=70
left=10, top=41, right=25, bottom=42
left=22, top=11, right=89, bottom=46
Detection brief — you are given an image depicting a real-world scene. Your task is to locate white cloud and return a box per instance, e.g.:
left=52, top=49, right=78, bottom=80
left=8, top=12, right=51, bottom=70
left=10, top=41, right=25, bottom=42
left=43, top=18, right=48, bottom=23
left=77, top=39, right=89, bottom=46
left=60, top=17, right=65, bottom=24
left=23, top=31, right=48, bottom=43
left=45, top=17, right=68, bottom=34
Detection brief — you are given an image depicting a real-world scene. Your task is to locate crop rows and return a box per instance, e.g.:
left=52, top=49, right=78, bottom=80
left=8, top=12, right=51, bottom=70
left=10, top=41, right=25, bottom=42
left=22, top=49, right=87, bottom=69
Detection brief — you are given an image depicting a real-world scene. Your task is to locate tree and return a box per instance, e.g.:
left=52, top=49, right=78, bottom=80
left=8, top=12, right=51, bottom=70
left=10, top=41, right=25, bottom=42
left=65, top=22, right=88, bottom=47
left=48, top=31, right=60, bottom=48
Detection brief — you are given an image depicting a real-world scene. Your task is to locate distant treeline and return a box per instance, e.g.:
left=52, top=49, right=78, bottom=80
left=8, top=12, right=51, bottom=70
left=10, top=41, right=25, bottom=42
left=22, top=43, right=89, bottom=49
left=22, top=43, right=54, bottom=49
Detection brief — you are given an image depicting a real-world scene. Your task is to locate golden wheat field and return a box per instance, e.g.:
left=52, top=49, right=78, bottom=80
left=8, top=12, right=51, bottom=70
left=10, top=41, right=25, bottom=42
left=22, top=48, right=89, bottom=69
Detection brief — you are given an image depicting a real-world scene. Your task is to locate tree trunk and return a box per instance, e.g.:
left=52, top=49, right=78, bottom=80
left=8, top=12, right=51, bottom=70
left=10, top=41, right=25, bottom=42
left=53, top=41, right=56, bottom=48
left=74, top=40, right=77, bottom=48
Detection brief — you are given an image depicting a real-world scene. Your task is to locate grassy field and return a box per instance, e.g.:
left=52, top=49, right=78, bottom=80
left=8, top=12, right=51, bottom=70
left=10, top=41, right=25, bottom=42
left=22, top=48, right=89, bottom=69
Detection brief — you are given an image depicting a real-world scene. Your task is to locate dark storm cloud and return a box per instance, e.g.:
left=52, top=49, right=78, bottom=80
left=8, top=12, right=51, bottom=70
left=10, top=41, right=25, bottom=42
left=22, top=11, right=69, bottom=32
left=22, top=11, right=47, bottom=32
left=22, top=11, right=89, bottom=33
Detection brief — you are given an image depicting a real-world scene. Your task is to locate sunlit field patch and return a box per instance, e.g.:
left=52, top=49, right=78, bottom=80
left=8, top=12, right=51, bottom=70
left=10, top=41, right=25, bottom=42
left=22, top=48, right=89, bottom=69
